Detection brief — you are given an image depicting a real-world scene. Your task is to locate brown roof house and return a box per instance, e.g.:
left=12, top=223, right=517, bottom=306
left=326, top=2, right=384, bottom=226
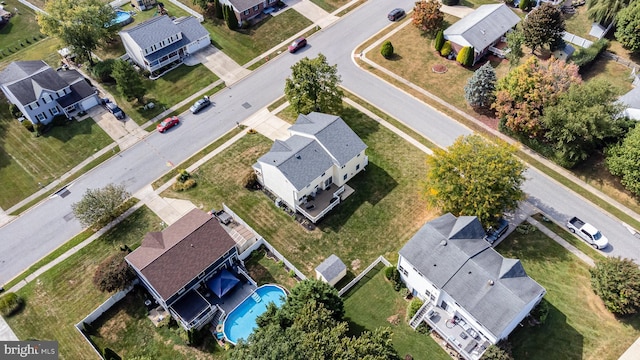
left=126, top=209, right=243, bottom=330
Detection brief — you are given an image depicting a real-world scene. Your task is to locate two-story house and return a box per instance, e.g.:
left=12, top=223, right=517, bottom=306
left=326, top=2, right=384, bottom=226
left=0, top=61, right=100, bottom=125
left=399, top=213, right=546, bottom=360
left=119, top=15, right=210, bottom=78
left=253, top=112, right=368, bottom=223
left=125, top=209, right=244, bottom=330
left=222, top=0, right=278, bottom=24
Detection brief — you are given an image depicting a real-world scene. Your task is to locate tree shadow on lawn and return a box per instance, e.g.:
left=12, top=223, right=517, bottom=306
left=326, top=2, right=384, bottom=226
left=317, top=162, right=398, bottom=233
left=510, top=301, right=584, bottom=360
left=41, top=119, right=94, bottom=142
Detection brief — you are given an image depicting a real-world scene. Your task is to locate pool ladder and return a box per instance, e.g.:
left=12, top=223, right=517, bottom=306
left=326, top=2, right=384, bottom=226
left=251, top=292, right=262, bottom=303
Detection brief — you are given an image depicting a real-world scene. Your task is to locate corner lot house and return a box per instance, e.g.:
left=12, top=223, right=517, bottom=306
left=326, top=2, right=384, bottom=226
left=443, top=4, right=520, bottom=65
left=126, top=209, right=245, bottom=330
left=399, top=213, right=545, bottom=360
left=119, top=15, right=210, bottom=78
left=253, top=112, right=368, bottom=223
left=0, top=61, right=100, bottom=125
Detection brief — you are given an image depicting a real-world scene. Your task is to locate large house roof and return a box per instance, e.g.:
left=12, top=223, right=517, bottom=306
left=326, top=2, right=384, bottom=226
left=289, top=112, right=367, bottom=166
left=0, top=62, right=84, bottom=105
left=0, top=60, right=49, bottom=85
left=399, top=213, right=545, bottom=337
left=227, top=0, right=263, bottom=12
left=120, top=15, right=181, bottom=51
left=619, top=85, right=640, bottom=109
left=443, top=4, right=520, bottom=51
left=126, top=209, right=237, bottom=300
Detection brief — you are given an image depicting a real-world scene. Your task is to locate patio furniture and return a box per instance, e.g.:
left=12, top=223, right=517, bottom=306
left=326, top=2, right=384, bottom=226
left=459, top=331, right=468, bottom=340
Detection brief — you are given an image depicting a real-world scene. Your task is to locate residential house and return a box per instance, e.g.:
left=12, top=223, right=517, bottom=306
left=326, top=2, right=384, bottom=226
left=222, top=0, right=278, bottom=24
left=619, top=77, right=640, bottom=121
left=253, top=112, right=368, bottom=223
left=131, top=0, right=157, bottom=11
left=0, top=61, right=100, bottom=125
left=315, top=254, right=347, bottom=286
left=119, top=15, right=210, bottom=77
left=125, top=209, right=245, bottom=330
left=443, top=4, right=520, bottom=65
left=399, top=213, right=546, bottom=360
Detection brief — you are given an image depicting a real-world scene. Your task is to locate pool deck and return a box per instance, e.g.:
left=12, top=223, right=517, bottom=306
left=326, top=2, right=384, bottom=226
left=200, top=281, right=257, bottom=314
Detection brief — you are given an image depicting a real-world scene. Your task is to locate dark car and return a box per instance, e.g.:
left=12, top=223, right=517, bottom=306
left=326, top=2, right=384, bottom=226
left=288, top=37, right=307, bottom=53
left=190, top=96, right=211, bottom=114
left=105, top=101, right=125, bottom=120
left=157, top=116, right=180, bottom=133
left=388, top=8, right=405, bottom=21
left=484, top=218, right=509, bottom=245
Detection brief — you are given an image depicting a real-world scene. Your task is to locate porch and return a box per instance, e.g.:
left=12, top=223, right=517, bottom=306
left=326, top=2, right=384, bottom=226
left=295, top=183, right=354, bottom=223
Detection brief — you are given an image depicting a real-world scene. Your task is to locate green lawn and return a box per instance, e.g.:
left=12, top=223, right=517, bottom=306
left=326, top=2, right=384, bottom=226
left=0, top=36, right=63, bottom=71
left=497, top=228, right=640, bottom=360
left=531, top=214, right=605, bottom=261
left=0, top=0, right=45, bottom=57
left=202, top=9, right=312, bottom=65
left=244, top=247, right=299, bottom=290
left=309, top=0, right=350, bottom=12
left=5, top=206, right=163, bottom=360
left=563, top=6, right=594, bottom=40
left=0, top=109, right=113, bottom=209
left=161, top=105, right=438, bottom=276
left=103, top=64, right=219, bottom=125
left=343, top=265, right=450, bottom=360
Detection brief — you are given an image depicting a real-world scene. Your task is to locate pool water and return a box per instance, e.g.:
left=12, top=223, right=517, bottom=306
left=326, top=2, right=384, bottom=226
left=110, top=10, right=132, bottom=27
left=223, top=285, right=287, bottom=344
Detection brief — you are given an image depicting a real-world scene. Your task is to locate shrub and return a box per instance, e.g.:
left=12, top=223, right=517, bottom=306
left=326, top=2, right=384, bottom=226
left=384, top=266, right=396, bottom=280
left=571, top=39, right=609, bottom=72
left=456, top=46, right=474, bottom=66
left=400, top=288, right=411, bottom=298
left=0, top=292, right=24, bottom=317
left=434, top=29, right=445, bottom=52
left=442, top=0, right=459, bottom=4
left=9, top=103, right=22, bottom=118
left=416, top=322, right=430, bottom=334
left=519, top=0, right=531, bottom=11
left=381, top=41, right=394, bottom=59
left=482, top=340, right=514, bottom=360
left=91, top=59, right=116, bottom=83
left=51, top=115, right=69, bottom=127
left=244, top=171, right=258, bottom=189
left=93, top=252, right=135, bottom=293
left=530, top=298, right=549, bottom=325
left=440, top=41, right=452, bottom=57
left=22, top=121, right=34, bottom=132
left=176, top=169, right=191, bottom=183
left=172, top=178, right=197, bottom=191
left=590, top=256, right=640, bottom=315
left=406, top=298, right=424, bottom=321
left=289, top=269, right=296, bottom=278
left=278, top=260, right=285, bottom=267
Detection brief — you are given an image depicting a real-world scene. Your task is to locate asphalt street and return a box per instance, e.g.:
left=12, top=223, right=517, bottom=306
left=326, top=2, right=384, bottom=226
left=1, top=0, right=639, bottom=285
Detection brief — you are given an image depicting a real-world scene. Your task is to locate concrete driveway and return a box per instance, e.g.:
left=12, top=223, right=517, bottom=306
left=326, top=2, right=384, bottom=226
left=189, top=45, right=251, bottom=86
left=282, top=0, right=338, bottom=28
left=86, top=105, right=147, bottom=150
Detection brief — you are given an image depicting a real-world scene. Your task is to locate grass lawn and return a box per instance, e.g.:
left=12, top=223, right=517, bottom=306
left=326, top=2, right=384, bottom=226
left=0, top=108, right=113, bottom=209
left=309, top=0, right=350, bottom=12
left=530, top=214, right=605, bottom=261
left=0, top=0, right=45, bottom=56
left=343, top=264, right=450, bottom=359
left=0, top=36, right=63, bottom=71
left=161, top=105, right=438, bottom=276
left=459, top=0, right=504, bottom=8
left=5, top=206, right=163, bottom=360
left=244, top=247, right=299, bottom=290
left=497, top=228, right=640, bottom=360
left=202, top=9, right=312, bottom=65
left=103, top=64, right=219, bottom=125
left=563, top=6, right=594, bottom=39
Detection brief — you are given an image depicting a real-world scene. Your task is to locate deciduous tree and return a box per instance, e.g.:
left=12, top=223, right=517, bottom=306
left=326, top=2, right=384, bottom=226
left=112, top=60, right=146, bottom=103
left=606, top=125, right=640, bottom=196
left=284, top=53, right=343, bottom=115
left=505, top=29, right=524, bottom=66
left=542, top=80, right=627, bottom=168
left=280, top=279, right=344, bottom=321
left=464, top=62, right=497, bottom=109
left=412, top=0, right=444, bottom=36
left=590, top=257, right=640, bottom=315
left=38, top=0, right=116, bottom=66
left=614, top=1, right=640, bottom=53
left=493, top=57, right=581, bottom=138
left=93, top=252, right=135, bottom=292
left=587, top=0, right=630, bottom=26
left=72, top=183, right=131, bottom=228
left=522, top=3, right=565, bottom=53
left=425, top=135, right=526, bottom=226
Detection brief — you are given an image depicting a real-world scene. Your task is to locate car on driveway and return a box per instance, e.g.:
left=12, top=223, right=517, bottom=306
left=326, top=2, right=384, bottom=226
left=105, top=101, right=125, bottom=120
left=484, top=218, right=509, bottom=245
left=288, top=37, right=307, bottom=53
left=388, top=8, right=405, bottom=21
left=157, top=116, right=180, bottom=133
left=190, top=96, right=211, bottom=114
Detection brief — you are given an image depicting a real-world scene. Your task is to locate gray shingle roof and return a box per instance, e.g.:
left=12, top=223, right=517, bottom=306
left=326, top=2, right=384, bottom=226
left=5, top=67, right=71, bottom=105
left=120, top=15, right=182, bottom=51
left=619, top=86, right=640, bottom=109
left=289, top=112, right=367, bottom=166
left=258, top=136, right=334, bottom=191
left=0, top=60, right=48, bottom=84
left=316, top=254, right=346, bottom=281
left=174, top=16, right=209, bottom=44
left=399, top=213, right=545, bottom=337
left=228, top=0, right=263, bottom=12
left=443, top=4, right=520, bottom=51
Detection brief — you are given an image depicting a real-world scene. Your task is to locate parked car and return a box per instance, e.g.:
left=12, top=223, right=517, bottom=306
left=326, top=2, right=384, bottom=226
left=566, top=216, right=609, bottom=249
left=288, top=37, right=307, bottom=53
left=105, top=101, right=125, bottom=120
left=157, top=116, right=180, bottom=133
left=387, top=8, right=405, bottom=21
left=190, top=96, right=211, bottom=114
left=483, top=218, right=509, bottom=245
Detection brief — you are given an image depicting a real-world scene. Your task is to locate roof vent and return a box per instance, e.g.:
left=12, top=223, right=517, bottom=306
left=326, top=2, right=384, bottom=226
left=440, top=239, right=447, bottom=246
left=295, top=154, right=301, bottom=159
left=488, top=280, right=494, bottom=286
left=190, top=244, right=194, bottom=247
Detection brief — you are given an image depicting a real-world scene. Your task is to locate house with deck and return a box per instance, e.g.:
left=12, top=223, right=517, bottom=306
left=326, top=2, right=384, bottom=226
left=119, top=15, right=210, bottom=78
left=125, top=209, right=251, bottom=330
left=443, top=4, right=520, bottom=65
left=253, top=112, right=368, bottom=223
left=0, top=61, right=100, bottom=125
left=399, top=213, right=546, bottom=360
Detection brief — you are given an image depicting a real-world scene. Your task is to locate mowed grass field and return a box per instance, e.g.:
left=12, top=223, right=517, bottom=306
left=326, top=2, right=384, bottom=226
left=161, top=105, right=438, bottom=276
left=5, top=206, right=163, bottom=360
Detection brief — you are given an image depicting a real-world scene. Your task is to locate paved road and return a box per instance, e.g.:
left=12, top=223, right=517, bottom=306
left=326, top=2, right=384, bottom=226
left=2, top=0, right=639, bottom=284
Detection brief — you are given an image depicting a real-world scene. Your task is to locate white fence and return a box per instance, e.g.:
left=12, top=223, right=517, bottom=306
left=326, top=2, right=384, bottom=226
left=562, top=32, right=593, bottom=48
left=338, top=256, right=392, bottom=297
left=239, top=237, right=308, bottom=281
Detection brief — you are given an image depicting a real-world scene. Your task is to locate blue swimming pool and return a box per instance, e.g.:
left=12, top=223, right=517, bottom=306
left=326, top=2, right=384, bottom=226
left=110, top=10, right=133, bottom=27
left=223, top=284, right=287, bottom=344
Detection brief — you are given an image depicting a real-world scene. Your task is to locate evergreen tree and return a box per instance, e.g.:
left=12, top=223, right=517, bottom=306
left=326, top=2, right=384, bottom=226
left=380, top=41, right=394, bottom=59
left=464, top=62, right=497, bottom=109
left=112, top=60, right=146, bottom=103
left=214, top=0, right=224, bottom=19
left=224, top=5, right=238, bottom=29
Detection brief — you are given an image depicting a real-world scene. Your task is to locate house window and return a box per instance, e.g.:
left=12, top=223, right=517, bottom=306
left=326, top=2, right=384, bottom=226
left=430, top=294, right=436, bottom=301
left=244, top=9, right=249, bottom=15
left=425, top=289, right=431, bottom=299
left=49, top=107, right=59, bottom=116
left=253, top=5, right=259, bottom=10
left=398, top=265, right=408, bottom=276
left=268, top=0, right=276, bottom=3
left=343, top=174, right=347, bottom=180
left=36, top=113, right=46, bottom=122
left=441, top=302, right=448, bottom=310
left=356, top=164, right=360, bottom=171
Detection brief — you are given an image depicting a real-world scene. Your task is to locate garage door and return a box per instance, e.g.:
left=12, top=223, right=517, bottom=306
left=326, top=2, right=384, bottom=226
left=80, top=96, right=99, bottom=110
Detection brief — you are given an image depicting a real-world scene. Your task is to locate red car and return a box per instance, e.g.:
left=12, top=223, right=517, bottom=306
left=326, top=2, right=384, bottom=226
left=157, top=116, right=180, bottom=133
left=288, top=37, right=307, bottom=53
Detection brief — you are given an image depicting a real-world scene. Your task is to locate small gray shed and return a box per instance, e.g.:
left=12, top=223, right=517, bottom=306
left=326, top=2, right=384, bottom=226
left=315, top=254, right=347, bottom=287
